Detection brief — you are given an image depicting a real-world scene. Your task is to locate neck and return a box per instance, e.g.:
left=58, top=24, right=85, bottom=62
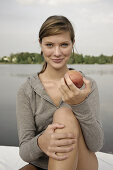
left=42, top=65, right=69, bottom=80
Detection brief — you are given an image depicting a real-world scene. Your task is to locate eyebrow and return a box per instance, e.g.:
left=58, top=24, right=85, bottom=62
left=44, top=41, right=71, bottom=43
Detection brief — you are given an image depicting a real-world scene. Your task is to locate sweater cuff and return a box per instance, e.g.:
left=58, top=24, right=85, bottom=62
left=71, top=98, right=93, bottom=121
left=30, top=132, right=44, bottom=160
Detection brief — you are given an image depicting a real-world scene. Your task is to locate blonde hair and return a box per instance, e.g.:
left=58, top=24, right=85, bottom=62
left=39, top=15, right=75, bottom=73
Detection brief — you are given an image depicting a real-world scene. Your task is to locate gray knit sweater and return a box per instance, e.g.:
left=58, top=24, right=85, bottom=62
left=16, top=72, right=104, bottom=169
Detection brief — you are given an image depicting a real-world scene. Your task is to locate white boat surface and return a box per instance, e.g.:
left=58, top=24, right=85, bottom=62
left=0, top=146, right=113, bottom=170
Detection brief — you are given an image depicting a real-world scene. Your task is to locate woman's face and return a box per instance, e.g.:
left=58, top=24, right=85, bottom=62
left=40, top=31, right=74, bottom=70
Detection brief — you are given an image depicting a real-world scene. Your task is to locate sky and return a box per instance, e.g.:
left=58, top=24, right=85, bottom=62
left=0, top=0, right=113, bottom=58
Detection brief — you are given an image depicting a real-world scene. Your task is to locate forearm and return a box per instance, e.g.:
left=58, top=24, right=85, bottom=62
left=78, top=118, right=104, bottom=152
left=16, top=83, right=43, bottom=162
left=71, top=78, right=104, bottom=152
left=19, top=134, right=43, bottom=162
left=72, top=103, right=104, bottom=152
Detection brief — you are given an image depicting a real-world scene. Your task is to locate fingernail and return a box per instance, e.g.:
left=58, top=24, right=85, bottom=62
left=60, top=124, right=65, bottom=126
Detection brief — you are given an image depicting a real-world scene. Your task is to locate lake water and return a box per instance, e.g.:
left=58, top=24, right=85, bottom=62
left=0, top=64, right=113, bottom=154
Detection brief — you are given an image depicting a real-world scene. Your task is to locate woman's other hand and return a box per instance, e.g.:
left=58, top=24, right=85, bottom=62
left=38, top=123, right=76, bottom=160
left=59, top=73, right=91, bottom=105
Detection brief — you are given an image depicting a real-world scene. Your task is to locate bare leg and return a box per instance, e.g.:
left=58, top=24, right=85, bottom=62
left=77, top=128, right=98, bottom=170
left=48, top=107, right=98, bottom=170
left=48, top=107, right=79, bottom=170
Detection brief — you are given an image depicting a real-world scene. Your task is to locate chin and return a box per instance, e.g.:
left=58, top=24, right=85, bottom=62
left=49, top=63, right=64, bottom=70
left=52, top=62, right=67, bottom=69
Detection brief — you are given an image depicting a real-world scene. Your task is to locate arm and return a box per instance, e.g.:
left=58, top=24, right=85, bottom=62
left=16, top=82, right=43, bottom=163
left=71, top=77, right=104, bottom=152
left=17, top=81, right=77, bottom=162
left=59, top=74, right=104, bottom=152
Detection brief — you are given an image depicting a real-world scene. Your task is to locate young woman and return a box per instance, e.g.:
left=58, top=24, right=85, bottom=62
left=16, top=15, right=104, bottom=170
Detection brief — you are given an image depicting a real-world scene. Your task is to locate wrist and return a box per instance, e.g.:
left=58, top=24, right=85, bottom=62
left=37, top=134, right=43, bottom=150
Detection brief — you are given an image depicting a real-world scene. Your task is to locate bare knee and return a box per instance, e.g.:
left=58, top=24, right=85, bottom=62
left=53, top=107, right=75, bottom=121
left=53, top=107, right=80, bottom=138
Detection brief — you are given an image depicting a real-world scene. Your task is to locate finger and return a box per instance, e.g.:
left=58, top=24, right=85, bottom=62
left=59, top=78, right=75, bottom=102
left=59, top=79, right=69, bottom=102
left=55, top=138, right=77, bottom=147
left=49, top=123, right=65, bottom=131
left=59, top=81, right=67, bottom=96
left=60, top=78, right=70, bottom=94
left=83, top=77, right=91, bottom=88
left=60, top=77, right=70, bottom=90
left=59, top=87, right=68, bottom=102
left=51, top=152, right=69, bottom=161
left=54, top=132, right=76, bottom=140
left=83, top=77, right=91, bottom=94
left=51, top=145, right=74, bottom=153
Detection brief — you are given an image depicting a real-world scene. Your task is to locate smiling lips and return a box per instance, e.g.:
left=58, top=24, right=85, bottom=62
left=52, top=58, right=64, bottom=63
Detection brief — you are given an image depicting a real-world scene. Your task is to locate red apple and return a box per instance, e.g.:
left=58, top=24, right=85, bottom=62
left=67, top=70, right=84, bottom=88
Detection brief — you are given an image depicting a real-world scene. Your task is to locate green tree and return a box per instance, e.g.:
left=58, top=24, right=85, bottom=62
left=1, top=52, right=113, bottom=64
left=98, top=54, right=107, bottom=64
left=74, top=54, right=84, bottom=64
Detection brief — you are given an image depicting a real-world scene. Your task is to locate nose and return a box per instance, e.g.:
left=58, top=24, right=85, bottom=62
left=53, top=46, right=62, bottom=57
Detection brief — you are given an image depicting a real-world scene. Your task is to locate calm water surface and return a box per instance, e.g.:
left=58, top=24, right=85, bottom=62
left=0, top=64, right=113, bottom=154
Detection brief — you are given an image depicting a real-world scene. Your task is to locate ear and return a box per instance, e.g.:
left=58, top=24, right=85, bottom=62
left=39, top=38, right=41, bottom=44
left=73, top=39, right=75, bottom=45
left=39, top=39, right=42, bottom=49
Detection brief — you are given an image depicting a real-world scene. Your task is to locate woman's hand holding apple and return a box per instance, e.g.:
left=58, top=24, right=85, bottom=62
left=59, top=70, right=91, bottom=105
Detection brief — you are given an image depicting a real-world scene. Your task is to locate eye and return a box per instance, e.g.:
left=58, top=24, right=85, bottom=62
left=46, top=43, right=53, bottom=47
left=61, top=43, right=68, bottom=47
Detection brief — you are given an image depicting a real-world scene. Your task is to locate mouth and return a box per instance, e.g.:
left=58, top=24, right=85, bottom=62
left=52, top=58, right=64, bottom=63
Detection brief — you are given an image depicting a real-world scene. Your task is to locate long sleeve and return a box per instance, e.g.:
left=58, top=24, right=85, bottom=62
left=16, top=83, right=43, bottom=163
left=71, top=77, right=104, bottom=152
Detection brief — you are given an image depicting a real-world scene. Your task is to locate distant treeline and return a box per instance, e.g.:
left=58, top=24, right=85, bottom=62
left=0, top=52, right=113, bottom=64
